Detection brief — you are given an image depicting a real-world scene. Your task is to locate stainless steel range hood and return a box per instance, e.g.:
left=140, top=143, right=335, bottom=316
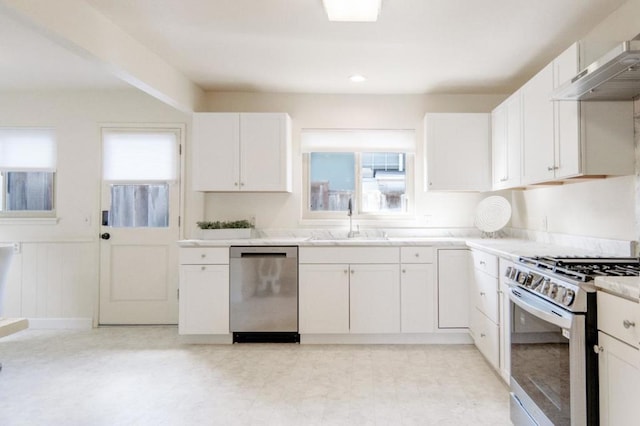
left=552, top=40, right=640, bottom=101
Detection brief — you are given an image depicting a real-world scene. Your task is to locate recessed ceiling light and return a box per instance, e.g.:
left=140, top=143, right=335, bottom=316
left=349, top=74, right=367, bottom=83
left=323, top=0, right=381, bottom=22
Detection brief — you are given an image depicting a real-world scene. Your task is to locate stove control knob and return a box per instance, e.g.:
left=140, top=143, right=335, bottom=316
left=539, top=279, right=550, bottom=294
left=505, top=266, right=513, bottom=278
left=548, top=283, right=558, bottom=299
left=563, top=289, right=575, bottom=306
left=555, top=286, right=566, bottom=303
left=524, top=274, right=533, bottom=287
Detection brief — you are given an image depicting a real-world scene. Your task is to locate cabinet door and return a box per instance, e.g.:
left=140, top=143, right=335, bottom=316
left=179, top=265, right=229, bottom=334
left=350, top=264, right=400, bottom=333
left=498, top=259, right=514, bottom=384
left=437, top=249, right=470, bottom=329
left=425, top=113, right=491, bottom=191
left=299, top=264, right=349, bottom=334
left=505, top=91, right=522, bottom=187
left=598, top=331, right=640, bottom=426
left=471, top=307, right=499, bottom=370
left=553, top=43, right=581, bottom=178
left=401, top=263, right=435, bottom=333
left=192, top=113, right=240, bottom=191
left=491, top=102, right=509, bottom=188
left=240, top=113, right=292, bottom=192
left=522, top=63, right=555, bottom=184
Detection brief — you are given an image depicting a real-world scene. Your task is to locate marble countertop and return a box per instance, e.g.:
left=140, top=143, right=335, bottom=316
left=178, top=237, right=468, bottom=248
left=595, top=276, right=640, bottom=301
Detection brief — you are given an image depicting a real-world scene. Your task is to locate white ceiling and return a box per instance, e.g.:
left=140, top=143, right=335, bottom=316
left=0, top=0, right=630, bottom=95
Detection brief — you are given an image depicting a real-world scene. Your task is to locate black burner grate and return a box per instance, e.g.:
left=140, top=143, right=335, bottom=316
left=518, top=256, right=640, bottom=282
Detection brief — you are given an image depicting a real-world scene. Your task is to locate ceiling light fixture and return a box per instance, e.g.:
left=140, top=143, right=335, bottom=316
left=349, top=74, right=367, bottom=83
left=323, top=0, right=382, bottom=22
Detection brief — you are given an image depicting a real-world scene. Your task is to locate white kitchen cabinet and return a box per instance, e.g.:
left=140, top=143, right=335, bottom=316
left=437, top=249, right=470, bottom=329
left=424, top=113, right=491, bottom=191
left=469, top=249, right=500, bottom=370
left=597, top=331, right=640, bottom=426
left=491, top=91, right=522, bottom=190
left=596, top=291, right=640, bottom=426
left=178, top=247, right=229, bottom=335
left=400, top=264, right=435, bottom=333
left=299, top=264, right=350, bottom=334
left=400, top=246, right=435, bottom=333
left=191, top=112, right=292, bottom=192
left=498, top=258, right=513, bottom=384
left=299, top=246, right=409, bottom=335
left=350, top=264, right=400, bottom=333
left=521, top=43, right=634, bottom=185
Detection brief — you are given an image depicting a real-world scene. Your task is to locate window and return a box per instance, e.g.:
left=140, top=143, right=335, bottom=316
left=102, top=130, right=178, bottom=228
left=302, top=129, right=414, bottom=218
left=0, top=128, right=56, bottom=217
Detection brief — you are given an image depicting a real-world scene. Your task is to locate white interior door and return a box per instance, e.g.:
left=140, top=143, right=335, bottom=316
left=99, top=128, right=181, bottom=325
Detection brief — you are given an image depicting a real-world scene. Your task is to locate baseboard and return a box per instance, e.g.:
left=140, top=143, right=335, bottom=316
left=26, top=318, right=93, bottom=330
left=300, top=332, right=474, bottom=345
left=179, top=334, right=233, bottom=344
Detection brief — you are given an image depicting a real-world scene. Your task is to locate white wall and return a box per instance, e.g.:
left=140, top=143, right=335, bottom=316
left=0, top=89, right=189, bottom=323
left=199, top=92, right=506, bottom=232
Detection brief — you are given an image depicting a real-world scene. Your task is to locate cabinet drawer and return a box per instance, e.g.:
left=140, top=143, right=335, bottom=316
left=471, top=250, right=498, bottom=277
left=400, top=246, right=434, bottom=263
left=470, top=307, right=499, bottom=370
left=179, top=247, right=229, bottom=265
left=598, top=292, right=639, bottom=348
left=472, top=270, right=499, bottom=323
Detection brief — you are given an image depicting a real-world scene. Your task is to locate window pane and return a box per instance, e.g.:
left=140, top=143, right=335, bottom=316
left=361, top=152, right=406, bottom=213
left=3, top=172, right=54, bottom=211
left=110, top=184, right=169, bottom=227
left=309, top=153, right=355, bottom=211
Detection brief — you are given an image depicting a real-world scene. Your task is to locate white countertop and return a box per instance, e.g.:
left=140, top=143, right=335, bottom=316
left=595, top=276, right=640, bottom=301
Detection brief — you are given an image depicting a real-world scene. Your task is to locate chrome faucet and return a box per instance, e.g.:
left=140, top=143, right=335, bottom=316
left=347, top=198, right=360, bottom=238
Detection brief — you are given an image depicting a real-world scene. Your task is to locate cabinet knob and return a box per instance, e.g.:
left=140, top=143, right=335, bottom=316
left=623, top=319, right=636, bottom=329
left=479, top=260, right=486, bottom=266
left=201, top=254, right=206, bottom=258
left=547, top=165, right=559, bottom=171
left=402, top=269, right=406, bottom=273
left=201, top=266, right=206, bottom=271
left=480, top=333, right=486, bottom=338
left=593, top=345, right=604, bottom=354
left=500, top=177, right=508, bottom=182
left=480, top=292, right=486, bottom=296
left=415, top=253, right=420, bottom=258
left=240, top=182, right=245, bottom=187
left=351, top=269, right=355, bottom=274
left=344, top=269, right=348, bottom=274
left=234, top=182, right=239, bottom=186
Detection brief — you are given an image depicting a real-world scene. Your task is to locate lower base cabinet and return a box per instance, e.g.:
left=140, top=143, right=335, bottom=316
left=401, top=263, right=435, bottom=333
left=178, top=264, right=229, bottom=334
left=299, top=264, right=349, bottom=334
left=437, top=249, right=470, bottom=329
left=349, top=264, right=400, bottom=333
left=469, top=307, right=499, bottom=370
left=597, top=331, right=640, bottom=426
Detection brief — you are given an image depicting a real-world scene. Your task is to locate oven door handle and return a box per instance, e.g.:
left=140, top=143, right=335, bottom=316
left=508, top=285, right=573, bottom=330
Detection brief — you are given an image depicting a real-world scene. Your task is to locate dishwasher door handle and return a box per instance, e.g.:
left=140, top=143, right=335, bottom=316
left=240, top=252, right=287, bottom=258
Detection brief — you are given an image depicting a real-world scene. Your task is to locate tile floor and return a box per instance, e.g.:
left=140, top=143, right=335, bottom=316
left=0, top=327, right=511, bottom=425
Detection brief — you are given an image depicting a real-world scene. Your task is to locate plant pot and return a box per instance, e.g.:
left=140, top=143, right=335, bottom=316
left=199, top=228, right=252, bottom=240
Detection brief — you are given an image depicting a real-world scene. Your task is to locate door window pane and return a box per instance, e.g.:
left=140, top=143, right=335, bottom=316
left=361, top=153, right=406, bottom=213
left=309, top=152, right=355, bottom=211
left=2, top=171, right=54, bottom=211
left=110, top=184, right=169, bottom=228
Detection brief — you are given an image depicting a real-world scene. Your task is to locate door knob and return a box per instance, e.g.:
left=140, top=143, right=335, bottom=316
left=100, top=233, right=111, bottom=240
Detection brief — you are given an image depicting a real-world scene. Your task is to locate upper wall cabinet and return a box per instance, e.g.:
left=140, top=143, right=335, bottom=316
left=521, top=43, right=634, bottom=185
left=425, top=113, right=491, bottom=192
left=491, top=91, right=522, bottom=190
left=191, top=113, right=292, bottom=192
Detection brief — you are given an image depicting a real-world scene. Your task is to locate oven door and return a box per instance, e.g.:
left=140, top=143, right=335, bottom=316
left=509, top=286, right=586, bottom=426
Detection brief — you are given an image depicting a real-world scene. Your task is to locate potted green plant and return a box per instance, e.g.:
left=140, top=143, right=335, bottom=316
left=196, top=220, right=254, bottom=239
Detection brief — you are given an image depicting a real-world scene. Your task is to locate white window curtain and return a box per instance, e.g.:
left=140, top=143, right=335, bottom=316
left=301, top=129, right=415, bottom=153
left=0, top=128, right=57, bottom=171
left=102, top=130, right=178, bottom=182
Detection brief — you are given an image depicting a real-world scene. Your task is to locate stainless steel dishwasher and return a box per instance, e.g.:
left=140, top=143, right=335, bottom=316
left=229, top=246, right=299, bottom=343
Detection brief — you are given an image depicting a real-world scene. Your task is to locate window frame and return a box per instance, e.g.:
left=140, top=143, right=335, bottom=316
left=303, top=151, right=415, bottom=221
left=0, top=127, right=57, bottom=219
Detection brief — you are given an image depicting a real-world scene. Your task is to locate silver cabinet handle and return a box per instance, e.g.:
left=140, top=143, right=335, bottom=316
left=402, top=269, right=406, bottom=273
left=623, top=319, right=636, bottom=329
left=480, top=333, right=486, bottom=338
left=480, top=292, right=486, bottom=296
left=415, top=253, right=420, bottom=257
left=343, top=269, right=348, bottom=274
left=479, top=260, right=486, bottom=266
left=201, top=254, right=206, bottom=258
left=234, top=182, right=239, bottom=186
left=499, top=177, right=507, bottom=182
left=547, top=166, right=559, bottom=171
left=201, top=266, right=206, bottom=271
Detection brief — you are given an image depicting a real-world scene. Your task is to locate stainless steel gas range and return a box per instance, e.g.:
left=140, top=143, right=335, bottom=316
left=504, top=256, right=640, bottom=426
